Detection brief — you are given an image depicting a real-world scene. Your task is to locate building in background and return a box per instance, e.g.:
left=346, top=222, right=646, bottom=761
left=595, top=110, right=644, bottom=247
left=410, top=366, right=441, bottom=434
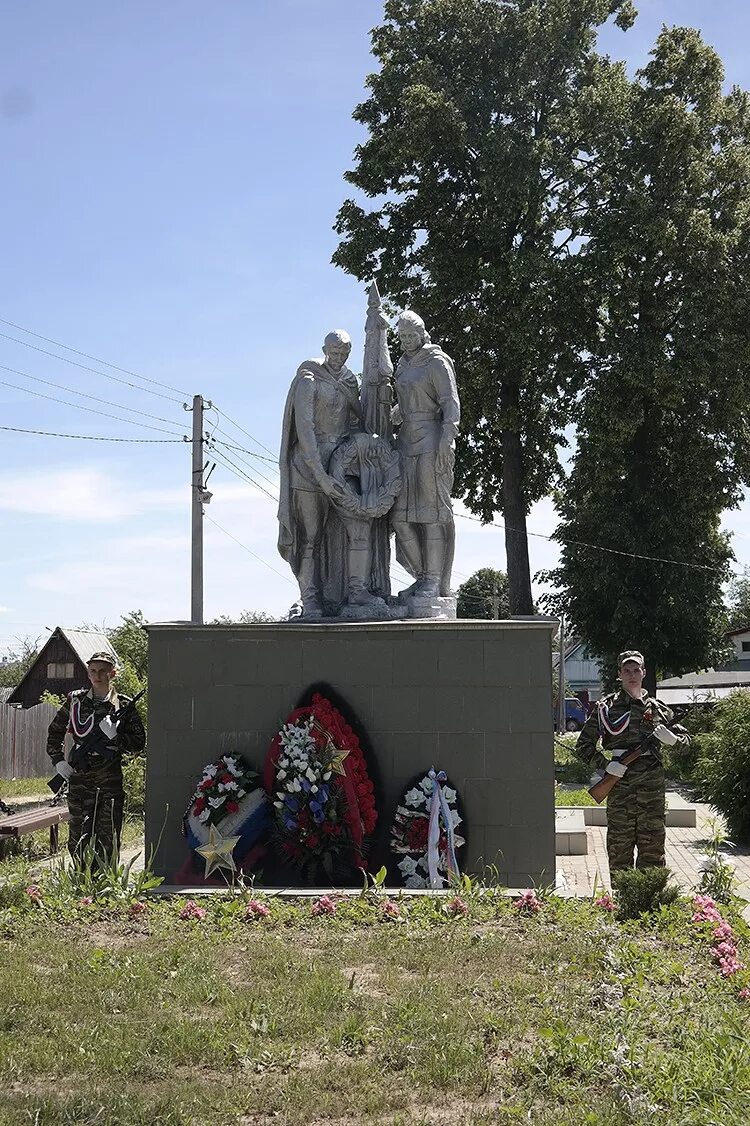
left=6, top=628, right=117, bottom=709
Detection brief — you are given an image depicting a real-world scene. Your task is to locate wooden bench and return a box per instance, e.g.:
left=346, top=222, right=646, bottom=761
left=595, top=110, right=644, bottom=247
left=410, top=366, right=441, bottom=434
left=0, top=805, right=70, bottom=854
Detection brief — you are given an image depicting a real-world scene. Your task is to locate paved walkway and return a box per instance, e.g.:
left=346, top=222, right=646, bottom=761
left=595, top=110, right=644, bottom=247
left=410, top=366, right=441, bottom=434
left=557, top=794, right=750, bottom=918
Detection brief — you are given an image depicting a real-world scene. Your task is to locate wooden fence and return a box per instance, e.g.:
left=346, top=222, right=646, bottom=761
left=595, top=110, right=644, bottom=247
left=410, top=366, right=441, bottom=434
left=0, top=701, right=59, bottom=778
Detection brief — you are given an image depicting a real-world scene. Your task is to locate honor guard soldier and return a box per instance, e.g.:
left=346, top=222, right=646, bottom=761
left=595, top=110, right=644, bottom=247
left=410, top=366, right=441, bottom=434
left=574, top=650, right=690, bottom=874
left=47, top=651, right=146, bottom=864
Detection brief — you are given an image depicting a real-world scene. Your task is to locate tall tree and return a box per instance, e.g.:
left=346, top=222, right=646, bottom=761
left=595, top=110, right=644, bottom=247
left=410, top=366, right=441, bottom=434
left=456, top=566, right=509, bottom=619
left=727, top=567, right=750, bottom=631
left=333, top=0, right=635, bottom=613
left=543, top=27, right=750, bottom=692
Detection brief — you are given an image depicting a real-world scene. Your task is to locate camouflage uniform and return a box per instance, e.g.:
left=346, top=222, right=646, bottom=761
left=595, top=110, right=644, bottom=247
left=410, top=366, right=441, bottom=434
left=47, top=688, right=145, bottom=863
left=575, top=689, right=689, bottom=873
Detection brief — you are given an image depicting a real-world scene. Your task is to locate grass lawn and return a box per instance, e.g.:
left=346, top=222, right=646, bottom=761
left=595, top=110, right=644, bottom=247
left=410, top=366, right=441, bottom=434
left=555, top=786, right=597, bottom=807
left=1, top=882, right=749, bottom=1125
left=1, top=775, right=49, bottom=798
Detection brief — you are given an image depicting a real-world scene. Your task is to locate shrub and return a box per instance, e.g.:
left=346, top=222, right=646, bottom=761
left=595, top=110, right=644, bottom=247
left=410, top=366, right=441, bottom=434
left=122, top=755, right=146, bottom=818
left=611, top=867, right=679, bottom=919
left=696, top=690, right=750, bottom=845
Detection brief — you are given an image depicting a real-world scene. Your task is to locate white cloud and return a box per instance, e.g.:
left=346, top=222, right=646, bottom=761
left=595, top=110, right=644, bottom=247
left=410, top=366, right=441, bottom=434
left=0, top=467, right=271, bottom=523
left=0, top=606, right=11, bottom=612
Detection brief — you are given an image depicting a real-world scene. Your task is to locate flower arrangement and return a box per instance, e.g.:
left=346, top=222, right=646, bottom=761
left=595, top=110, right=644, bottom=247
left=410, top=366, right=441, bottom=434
left=264, top=692, right=377, bottom=881
left=390, top=769, right=465, bottom=889
left=182, top=753, right=269, bottom=879
left=187, top=754, right=259, bottom=828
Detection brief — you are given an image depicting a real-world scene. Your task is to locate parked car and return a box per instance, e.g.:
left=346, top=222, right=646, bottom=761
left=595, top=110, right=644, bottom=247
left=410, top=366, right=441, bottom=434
left=555, top=698, right=588, bottom=733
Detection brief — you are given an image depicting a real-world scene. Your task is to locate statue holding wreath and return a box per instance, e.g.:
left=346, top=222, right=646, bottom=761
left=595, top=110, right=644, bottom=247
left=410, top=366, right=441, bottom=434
left=277, top=283, right=459, bottom=620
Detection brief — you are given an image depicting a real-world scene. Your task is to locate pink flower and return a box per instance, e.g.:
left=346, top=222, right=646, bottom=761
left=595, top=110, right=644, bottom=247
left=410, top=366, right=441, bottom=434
left=514, top=889, right=543, bottom=915
left=713, top=922, right=735, bottom=943
left=311, top=895, right=336, bottom=917
left=594, top=893, right=616, bottom=912
left=179, top=899, right=207, bottom=921
left=443, top=895, right=469, bottom=918
left=692, top=894, right=723, bottom=924
left=78, top=896, right=94, bottom=906
left=129, top=900, right=148, bottom=918
left=244, top=899, right=271, bottom=921
left=380, top=899, right=403, bottom=920
left=25, top=885, right=42, bottom=903
left=738, top=987, right=750, bottom=1001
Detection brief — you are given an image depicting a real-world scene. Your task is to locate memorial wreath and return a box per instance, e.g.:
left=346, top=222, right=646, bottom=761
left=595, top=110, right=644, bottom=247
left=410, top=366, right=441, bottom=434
left=183, top=753, right=269, bottom=865
left=390, top=768, right=465, bottom=889
left=264, top=692, right=377, bottom=880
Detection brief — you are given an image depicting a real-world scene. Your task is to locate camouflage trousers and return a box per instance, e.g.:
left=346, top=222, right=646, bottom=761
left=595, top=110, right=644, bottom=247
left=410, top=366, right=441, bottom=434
left=67, top=762, right=124, bottom=865
left=606, top=763, right=666, bottom=873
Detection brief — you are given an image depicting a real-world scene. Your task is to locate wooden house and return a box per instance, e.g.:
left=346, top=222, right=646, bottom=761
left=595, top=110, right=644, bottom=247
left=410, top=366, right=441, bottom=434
left=6, top=628, right=118, bottom=709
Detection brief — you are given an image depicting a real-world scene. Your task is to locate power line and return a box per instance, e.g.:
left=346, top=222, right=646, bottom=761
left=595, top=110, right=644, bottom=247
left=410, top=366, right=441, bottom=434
left=0, top=317, right=190, bottom=398
left=212, top=407, right=278, bottom=460
left=0, top=330, right=185, bottom=405
left=0, top=424, right=185, bottom=442
left=208, top=437, right=280, bottom=494
left=0, top=379, right=185, bottom=436
left=210, top=447, right=279, bottom=503
left=205, top=513, right=294, bottom=584
left=0, top=362, right=183, bottom=430
left=213, top=430, right=278, bottom=463
left=454, top=511, right=729, bottom=574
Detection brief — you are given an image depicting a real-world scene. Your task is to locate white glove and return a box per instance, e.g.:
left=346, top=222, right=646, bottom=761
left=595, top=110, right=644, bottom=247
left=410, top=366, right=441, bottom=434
left=653, top=724, right=678, bottom=746
left=98, top=715, right=117, bottom=741
left=605, top=760, right=628, bottom=778
left=55, top=761, right=73, bottom=781
left=589, top=769, right=605, bottom=787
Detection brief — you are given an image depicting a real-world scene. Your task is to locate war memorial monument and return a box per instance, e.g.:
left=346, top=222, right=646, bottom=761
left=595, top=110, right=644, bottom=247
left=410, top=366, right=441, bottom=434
left=145, top=286, right=556, bottom=888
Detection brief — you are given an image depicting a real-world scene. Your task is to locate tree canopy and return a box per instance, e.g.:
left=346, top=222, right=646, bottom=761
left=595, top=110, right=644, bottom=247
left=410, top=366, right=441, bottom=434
left=334, top=0, right=636, bottom=613
left=542, top=27, right=750, bottom=690
left=456, top=567, right=509, bottom=619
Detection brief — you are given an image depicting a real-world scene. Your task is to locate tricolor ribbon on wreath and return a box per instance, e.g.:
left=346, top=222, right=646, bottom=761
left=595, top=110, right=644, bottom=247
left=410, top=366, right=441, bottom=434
left=426, top=768, right=459, bottom=889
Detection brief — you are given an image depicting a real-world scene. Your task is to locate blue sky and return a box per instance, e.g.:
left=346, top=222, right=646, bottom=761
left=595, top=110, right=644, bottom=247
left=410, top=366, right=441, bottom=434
left=1, top=1, right=749, bottom=655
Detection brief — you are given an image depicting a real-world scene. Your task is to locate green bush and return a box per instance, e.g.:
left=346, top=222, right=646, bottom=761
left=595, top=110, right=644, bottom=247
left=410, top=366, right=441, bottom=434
left=611, top=867, right=679, bottom=919
left=696, top=690, right=750, bottom=845
left=122, top=755, right=145, bottom=819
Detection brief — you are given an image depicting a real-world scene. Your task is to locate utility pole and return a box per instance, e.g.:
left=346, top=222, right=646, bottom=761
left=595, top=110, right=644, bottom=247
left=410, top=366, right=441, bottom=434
left=557, top=614, right=566, bottom=733
left=185, top=395, right=213, bottom=624
left=491, top=582, right=500, bottom=621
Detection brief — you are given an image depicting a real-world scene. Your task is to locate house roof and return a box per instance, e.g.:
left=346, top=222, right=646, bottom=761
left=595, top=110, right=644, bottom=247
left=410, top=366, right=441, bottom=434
left=726, top=625, right=750, bottom=637
left=0, top=687, right=13, bottom=704
left=58, top=629, right=118, bottom=666
left=6, top=627, right=119, bottom=707
left=656, top=668, right=750, bottom=705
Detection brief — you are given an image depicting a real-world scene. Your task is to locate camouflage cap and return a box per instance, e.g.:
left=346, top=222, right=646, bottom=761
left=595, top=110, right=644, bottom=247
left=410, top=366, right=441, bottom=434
left=87, top=651, right=116, bottom=667
left=617, top=650, right=645, bottom=668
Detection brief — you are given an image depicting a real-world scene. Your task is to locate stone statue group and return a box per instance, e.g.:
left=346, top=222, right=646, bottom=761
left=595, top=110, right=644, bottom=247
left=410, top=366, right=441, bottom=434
left=278, top=284, right=460, bottom=621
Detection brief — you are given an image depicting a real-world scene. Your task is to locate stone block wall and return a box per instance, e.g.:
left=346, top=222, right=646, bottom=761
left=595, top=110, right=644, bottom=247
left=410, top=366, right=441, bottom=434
left=145, top=619, right=557, bottom=887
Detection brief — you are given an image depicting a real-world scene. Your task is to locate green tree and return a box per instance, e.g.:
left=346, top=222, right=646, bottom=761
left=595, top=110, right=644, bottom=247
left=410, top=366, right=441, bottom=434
left=456, top=567, right=509, bottom=619
left=333, top=0, right=635, bottom=614
left=0, top=637, right=39, bottom=689
left=209, top=610, right=278, bottom=624
left=543, top=27, right=750, bottom=693
left=726, top=567, right=750, bottom=631
left=697, top=689, right=750, bottom=844
left=107, top=611, right=148, bottom=728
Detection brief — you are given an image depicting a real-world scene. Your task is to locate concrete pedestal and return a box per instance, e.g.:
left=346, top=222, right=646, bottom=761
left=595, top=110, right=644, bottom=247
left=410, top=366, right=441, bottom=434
left=145, top=618, right=557, bottom=887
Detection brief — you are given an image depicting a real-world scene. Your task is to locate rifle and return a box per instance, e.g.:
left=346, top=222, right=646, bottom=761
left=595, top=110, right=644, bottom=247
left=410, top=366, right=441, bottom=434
left=48, top=689, right=146, bottom=792
left=588, top=734, right=662, bottom=804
